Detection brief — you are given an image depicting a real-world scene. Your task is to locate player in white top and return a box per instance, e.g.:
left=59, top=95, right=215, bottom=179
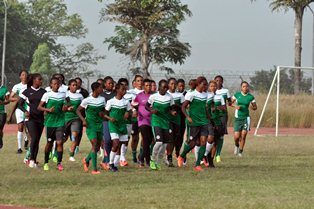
left=8, top=70, right=28, bottom=154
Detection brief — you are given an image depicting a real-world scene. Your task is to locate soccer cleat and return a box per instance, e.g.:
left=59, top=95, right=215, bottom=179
left=100, top=162, right=109, bottom=170
left=53, top=156, right=58, bottom=163
left=155, top=163, right=161, bottom=170
left=17, top=149, right=23, bottom=154
left=119, top=160, right=128, bottom=167
left=150, top=160, right=157, bottom=170
left=29, top=160, right=35, bottom=168
left=177, top=156, right=184, bottom=167
left=215, top=155, right=221, bottom=163
left=23, top=158, right=29, bottom=164
left=234, top=146, right=239, bottom=155
left=69, top=157, right=76, bottom=162
left=193, top=165, right=203, bottom=172
left=109, top=163, right=118, bottom=172
left=43, top=163, right=49, bottom=171
left=82, top=158, right=89, bottom=172
left=91, top=170, right=101, bottom=175
left=203, top=157, right=209, bottom=167
left=57, top=163, right=64, bottom=171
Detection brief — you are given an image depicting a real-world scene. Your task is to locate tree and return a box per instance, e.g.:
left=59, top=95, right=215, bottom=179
left=252, top=0, right=314, bottom=94
left=53, top=42, right=105, bottom=78
left=250, top=68, right=311, bottom=94
left=100, top=0, right=192, bottom=78
left=30, top=43, right=54, bottom=78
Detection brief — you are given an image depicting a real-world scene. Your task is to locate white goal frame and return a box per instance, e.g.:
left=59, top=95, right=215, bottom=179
left=254, top=65, right=314, bottom=137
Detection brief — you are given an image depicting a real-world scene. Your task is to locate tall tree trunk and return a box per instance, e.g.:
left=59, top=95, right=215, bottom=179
left=294, top=7, right=304, bottom=94
left=141, top=33, right=150, bottom=79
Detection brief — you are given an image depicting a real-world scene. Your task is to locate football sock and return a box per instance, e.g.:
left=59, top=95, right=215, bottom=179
left=216, top=136, right=224, bottom=156
left=17, top=131, right=23, bottom=149
left=152, top=142, right=163, bottom=162
left=91, top=151, right=97, bottom=170
left=195, top=146, right=205, bottom=166
left=110, top=151, right=116, bottom=164
left=114, top=155, right=120, bottom=167
left=57, top=151, right=63, bottom=164
left=180, top=143, right=192, bottom=158
left=205, top=142, right=214, bottom=156
left=194, top=146, right=200, bottom=161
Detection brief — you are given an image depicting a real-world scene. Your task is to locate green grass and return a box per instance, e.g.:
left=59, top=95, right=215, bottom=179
left=1, top=134, right=314, bottom=209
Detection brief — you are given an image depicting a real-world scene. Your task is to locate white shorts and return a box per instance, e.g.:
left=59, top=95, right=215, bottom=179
left=127, top=124, right=132, bottom=135
left=15, top=109, right=25, bottom=124
left=110, top=133, right=128, bottom=142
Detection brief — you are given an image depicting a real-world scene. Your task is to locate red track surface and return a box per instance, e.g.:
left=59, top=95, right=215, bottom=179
left=0, top=206, right=45, bottom=209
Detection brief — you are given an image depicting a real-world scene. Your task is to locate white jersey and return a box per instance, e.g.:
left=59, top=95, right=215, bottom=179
left=45, top=84, right=68, bottom=93
left=12, top=82, right=27, bottom=96
left=216, top=88, right=231, bottom=102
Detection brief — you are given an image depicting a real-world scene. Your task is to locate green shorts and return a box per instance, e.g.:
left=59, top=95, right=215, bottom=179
left=86, top=128, right=103, bottom=141
left=234, top=117, right=250, bottom=132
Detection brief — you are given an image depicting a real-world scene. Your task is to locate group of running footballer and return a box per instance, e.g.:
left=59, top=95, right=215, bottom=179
left=0, top=71, right=257, bottom=174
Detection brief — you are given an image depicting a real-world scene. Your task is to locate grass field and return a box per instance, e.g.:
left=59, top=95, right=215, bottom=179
left=1, top=133, right=314, bottom=209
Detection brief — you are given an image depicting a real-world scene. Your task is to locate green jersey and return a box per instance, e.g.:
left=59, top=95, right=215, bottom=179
left=148, top=92, right=174, bottom=129
left=106, top=97, right=131, bottom=134
left=80, top=95, right=106, bottom=132
left=64, top=91, right=83, bottom=121
left=232, top=91, right=255, bottom=119
left=216, top=88, right=230, bottom=116
left=41, top=91, right=66, bottom=127
left=207, top=92, right=225, bottom=125
left=0, top=86, right=9, bottom=114
left=167, top=90, right=184, bottom=125
left=124, top=92, right=136, bottom=124
left=185, top=90, right=208, bottom=126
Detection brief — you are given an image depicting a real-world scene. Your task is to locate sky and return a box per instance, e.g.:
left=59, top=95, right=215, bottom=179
left=62, top=0, right=314, bottom=76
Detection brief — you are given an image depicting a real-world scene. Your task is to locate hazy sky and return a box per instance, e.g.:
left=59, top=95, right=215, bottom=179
left=62, top=0, right=314, bottom=75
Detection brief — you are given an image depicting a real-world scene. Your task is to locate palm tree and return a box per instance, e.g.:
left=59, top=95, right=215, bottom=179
left=253, top=0, right=314, bottom=94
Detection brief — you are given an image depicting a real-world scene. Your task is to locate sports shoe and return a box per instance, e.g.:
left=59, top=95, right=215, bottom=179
left=43, top=163, right=49, bottom=171
left=17, top=149, right=23, bottom=154
left=177, top=156, right=184, bottom=167
left=215, top=155, right=221, bottom=163
left=29, top=160, right=35, bottom=168
left=193, top=165, right=203, bottom=172
left=57, top=163, right=64, bottom=171
left=238, top=152, right=243, bottom=157
left=155, top=163, right=161, bottom=170
left=53, top=156, right=58, bottom=163
left=203, top=157, right=209, bottom=167
left=91, top=170, right=101, bottom=175
left=23, top=158, right=29, bottom=164
left=119, top=160, right=128, bottom=167
left=69, top=157, right=76, bottom=162
left=82, top=158, right=89, bottom=172
left=150, top=160, right=157, bottom=170
left=109, top=163, right=118, bottom=172
left=100, top=162, right=109, bottom=170
left=234, top=146, right=239, bottom=155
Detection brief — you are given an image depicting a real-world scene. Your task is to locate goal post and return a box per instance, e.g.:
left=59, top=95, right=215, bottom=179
left=254, top=65, right=314, bottom=137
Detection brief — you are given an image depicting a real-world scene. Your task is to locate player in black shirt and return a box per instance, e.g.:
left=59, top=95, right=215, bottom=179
left=18, top=73, right=46, bottom=168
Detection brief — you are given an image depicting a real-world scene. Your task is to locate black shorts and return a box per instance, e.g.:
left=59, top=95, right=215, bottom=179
left=188, top=124, right=209, bottom=142
left=169, top=122, right=180, bottom=143
left=46, top=126, right=64, bottom=142
left=0, top=113, right=6, bottom=130
left=152, top=126, right=170, bottom=143
left=65, top=119, right=82, bottom=136
left=131, top=122, right=139, bottom=135
left=207, top=123, right=215, bottom=136
left=214, top=125, right=225, bottom=139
